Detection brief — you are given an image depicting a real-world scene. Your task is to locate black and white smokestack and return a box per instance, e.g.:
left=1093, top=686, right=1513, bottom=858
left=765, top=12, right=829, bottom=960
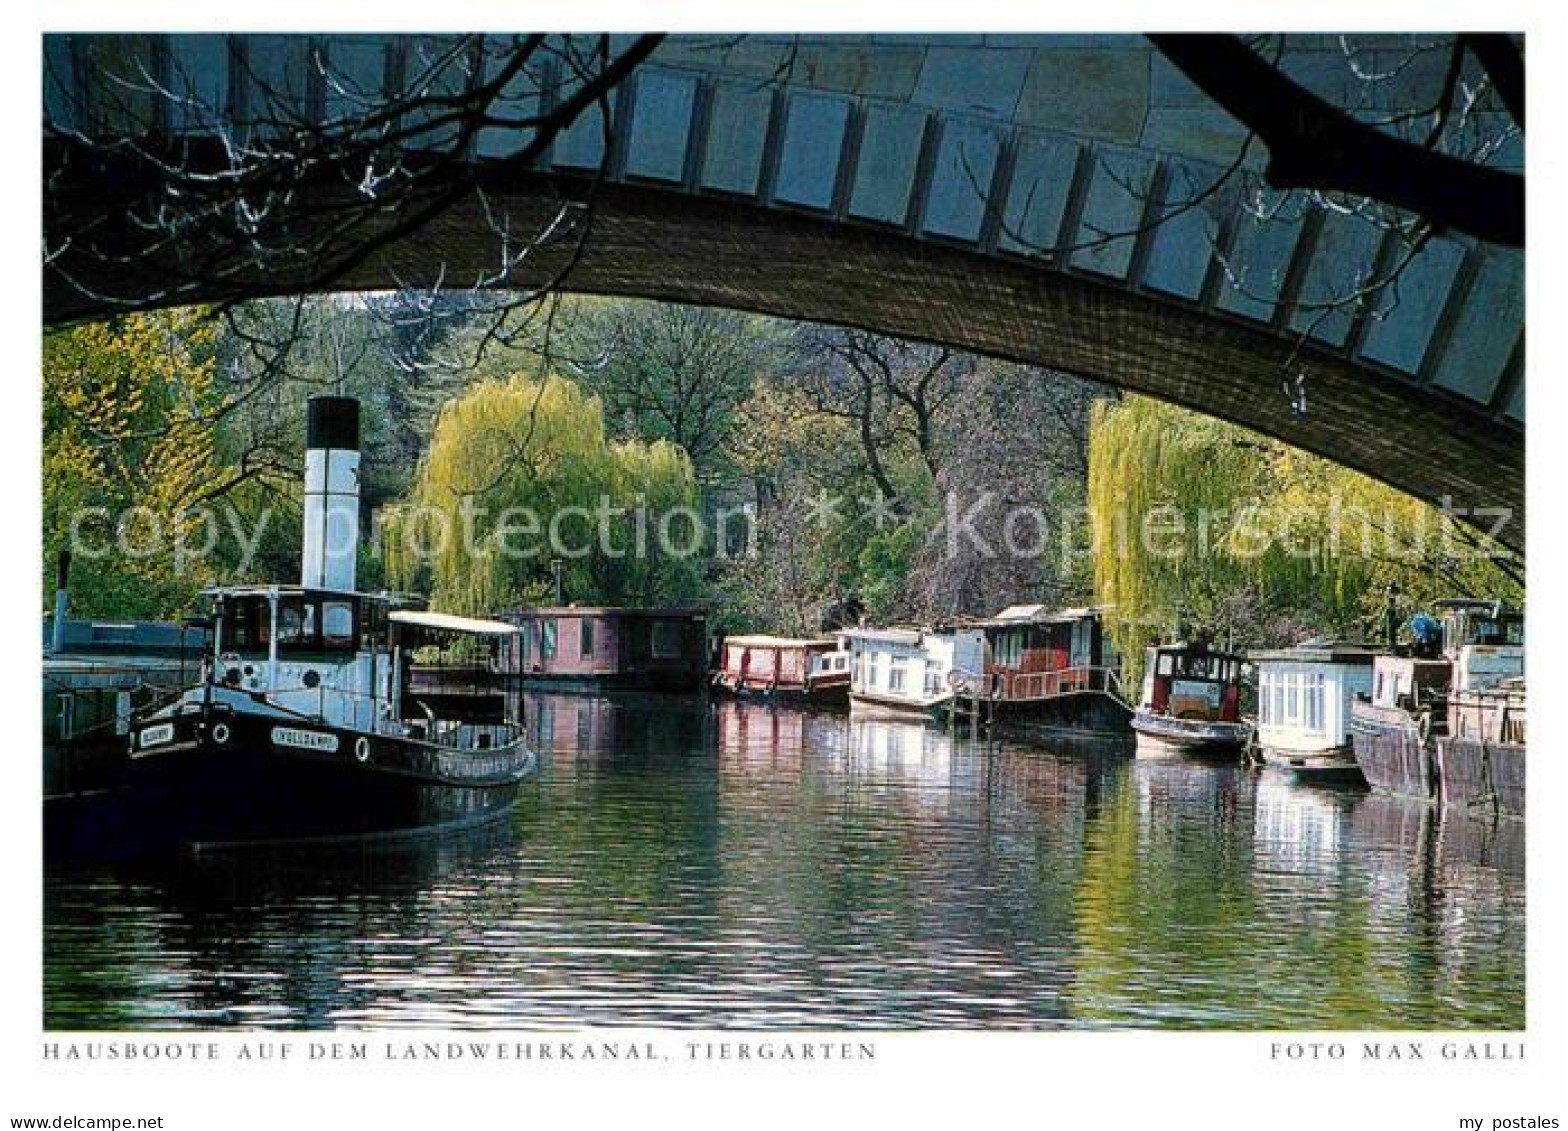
left=300, top=396, right=361, bottom=592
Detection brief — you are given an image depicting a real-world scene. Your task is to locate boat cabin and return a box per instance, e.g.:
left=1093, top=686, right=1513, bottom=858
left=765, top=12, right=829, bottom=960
left=1250, top=643, right=1379, bottom=756
left=715, top=635, right=850, bottom=699
left=963, top=605, right=1117, bottom=700
left=1433, top=599, right=1524, bottom=690
left=206, top=585, right=519, bottom=739
left=497, top=606, right=707, bottom=691
left=842, top=625, right=981, bottom=713
left=1137, top=640, right=1244, bottom=723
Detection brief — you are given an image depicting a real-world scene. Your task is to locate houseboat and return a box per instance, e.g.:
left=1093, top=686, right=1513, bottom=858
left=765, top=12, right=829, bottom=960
left=944, top=605, right=1131, bottom=735
left=1351, top=599, right=1524, bottom=817
left=1249, top=642, right=1379, bottom=783
left=1439, top=678, right=1525, bottom=819
left=712, top=635, right=851, bottom=705
left=498, top=606, right=707, bottom=692
left=123, top=397, right=536, bottom=851
left=1130, top=637, right=1250, bottom=758
left=842, top=625, right=979, bottom=718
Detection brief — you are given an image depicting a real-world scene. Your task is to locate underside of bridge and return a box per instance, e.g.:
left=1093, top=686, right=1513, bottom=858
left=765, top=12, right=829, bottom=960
left=141, top=175, right=1520, bottom=548
left=41, top=32, right=1525, bottom=549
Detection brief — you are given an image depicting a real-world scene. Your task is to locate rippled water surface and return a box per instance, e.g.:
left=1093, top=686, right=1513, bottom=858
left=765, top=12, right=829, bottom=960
left=44, top=692, right=1525, bottom=1029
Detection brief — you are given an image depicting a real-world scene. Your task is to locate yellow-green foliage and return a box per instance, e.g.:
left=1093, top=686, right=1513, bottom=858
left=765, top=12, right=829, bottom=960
left=384, top=373, right=698, bottom=614
left=43, top=310, right=224, bottom=617
left=1088, top=395, right=1522, bottom=676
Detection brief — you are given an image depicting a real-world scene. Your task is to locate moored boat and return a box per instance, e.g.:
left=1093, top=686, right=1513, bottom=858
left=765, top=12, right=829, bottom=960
left=1349, top=653, right=1448, bottom=802
left=941, top=605, right=1132, bottom=736
left=842, top=625, right=973, bottom=718
left=122, top=397, right=536, bottom=853
left=1249, top=642, right=1379, bottom=784
left=1437, top=679, right=1526, bottom=820
left=712, top=634, right=851, bottom=705
left=1130, top=638, right=1249, bottom=758
left=1351, top=598, right=1524, bottom=815
left=497, top=605, right=708, bottom=692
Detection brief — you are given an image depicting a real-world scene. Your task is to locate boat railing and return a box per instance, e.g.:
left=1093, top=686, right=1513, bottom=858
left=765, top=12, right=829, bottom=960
left=173, top=676, right=526, bottom=748
left=948, top=665, right=1130, bottom=707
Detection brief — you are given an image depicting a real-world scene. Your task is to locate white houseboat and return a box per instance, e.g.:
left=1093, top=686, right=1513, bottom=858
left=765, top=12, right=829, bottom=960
left=841, top=625, right=983, bottom=717
left=1249, top=642, right=1379, bottom=783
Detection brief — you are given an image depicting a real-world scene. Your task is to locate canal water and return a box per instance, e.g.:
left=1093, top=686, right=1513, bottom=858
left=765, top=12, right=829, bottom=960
left=43, top=692, right=1525, bottom=1030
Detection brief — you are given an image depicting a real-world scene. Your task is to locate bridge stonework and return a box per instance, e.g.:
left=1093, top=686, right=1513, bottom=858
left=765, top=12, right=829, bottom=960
left=43, top=34, right=1525, bottom=545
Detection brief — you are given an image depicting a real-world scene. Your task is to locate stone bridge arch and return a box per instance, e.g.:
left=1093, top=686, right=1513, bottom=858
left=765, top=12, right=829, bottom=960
left=43, top=34, right=1525, bottom=544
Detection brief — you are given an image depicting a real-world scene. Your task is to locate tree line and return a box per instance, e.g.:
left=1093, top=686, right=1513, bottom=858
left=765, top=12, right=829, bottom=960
left=43, top=293, right=1521, bottom=656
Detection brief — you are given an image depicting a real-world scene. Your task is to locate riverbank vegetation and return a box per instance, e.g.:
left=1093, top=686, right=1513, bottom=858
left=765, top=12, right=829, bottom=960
left=42, top=295, right=1522, bottom=651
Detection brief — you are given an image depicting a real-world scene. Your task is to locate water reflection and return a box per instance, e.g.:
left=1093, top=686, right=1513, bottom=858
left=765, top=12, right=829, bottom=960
left=44, top=691, right=1524, bottom=1030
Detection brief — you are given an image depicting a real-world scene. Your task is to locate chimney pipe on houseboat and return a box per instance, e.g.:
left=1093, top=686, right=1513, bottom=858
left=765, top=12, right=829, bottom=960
left=301, top=396, right=361, bottom=592
left=552, top=558, right=565, bottom=606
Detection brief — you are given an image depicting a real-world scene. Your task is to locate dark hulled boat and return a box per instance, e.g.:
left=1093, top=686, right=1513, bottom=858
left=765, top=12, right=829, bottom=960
left=119, top=397, right=536, bottom=852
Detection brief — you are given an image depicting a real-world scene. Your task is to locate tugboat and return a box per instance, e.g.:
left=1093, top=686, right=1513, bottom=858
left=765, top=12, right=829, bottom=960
left=124, top=397, right=537, bottom=850
left=1130, top=633, right=1250, bottom=758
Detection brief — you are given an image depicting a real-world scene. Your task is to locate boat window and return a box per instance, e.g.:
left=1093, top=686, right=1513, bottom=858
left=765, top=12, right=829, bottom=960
left=889, top=660, right=907, bottom=693
left=651, top=620, right=683, bottom=659
left=541, top=618, right=558, bottom=660
left=1157, top=653, right=1174, bottom=677
left=322, top=600, right=355, bottom=647
left=275, top=596, right=356, bottom=654
left=994, top=631, right=1023, bottom=668
left=217, top=596, right=271, bottom=653
left=580, top=617, right=596, bottom=659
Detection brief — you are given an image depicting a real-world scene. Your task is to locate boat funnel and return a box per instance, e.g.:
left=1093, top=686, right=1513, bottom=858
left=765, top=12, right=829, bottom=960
left=300, top=396, right=360, bottom=592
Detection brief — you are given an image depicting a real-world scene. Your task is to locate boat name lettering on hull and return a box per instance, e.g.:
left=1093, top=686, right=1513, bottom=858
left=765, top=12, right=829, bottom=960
left=271, top=727, right=340, bottom=753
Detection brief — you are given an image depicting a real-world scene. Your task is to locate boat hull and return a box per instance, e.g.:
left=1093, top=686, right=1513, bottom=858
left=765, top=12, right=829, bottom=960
left=114, top=708, right=536, bottom=853
left=1130, top=710, right=1249, bottom=759
left=712, top=676, right=850, bottom=707
left=850, top=691, right=949, bottom=720
left=1436, top=736, right=1525, bottom=819
left=1258, top=741, right=1366, bottom=785
left=987, top=693, right=1132, bottom=737
left=1350, top=701, right=1437, bottom=803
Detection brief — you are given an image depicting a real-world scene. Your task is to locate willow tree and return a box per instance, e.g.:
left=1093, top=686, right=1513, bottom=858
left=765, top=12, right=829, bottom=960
left=383, top=373, right=699, bottom=615
left=1087, top=396, right=1522, bottom=671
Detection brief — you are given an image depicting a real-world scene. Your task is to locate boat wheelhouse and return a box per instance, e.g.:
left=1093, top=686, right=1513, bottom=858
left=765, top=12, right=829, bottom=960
left=123, top=397, right=535, bottom=851
left=498, top=606, right=707, bottom=692
left=1130, top=639, right=1249, bottom=757
left=944, top=605, right=1131, bottom=735
left=1351, top=599, right=1524, bottom=816
left=1249, top=643, right=1379, bottom=783
left=842, top=625, right=978, bottom=717
left=712, top=635, right=851, bottom=705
